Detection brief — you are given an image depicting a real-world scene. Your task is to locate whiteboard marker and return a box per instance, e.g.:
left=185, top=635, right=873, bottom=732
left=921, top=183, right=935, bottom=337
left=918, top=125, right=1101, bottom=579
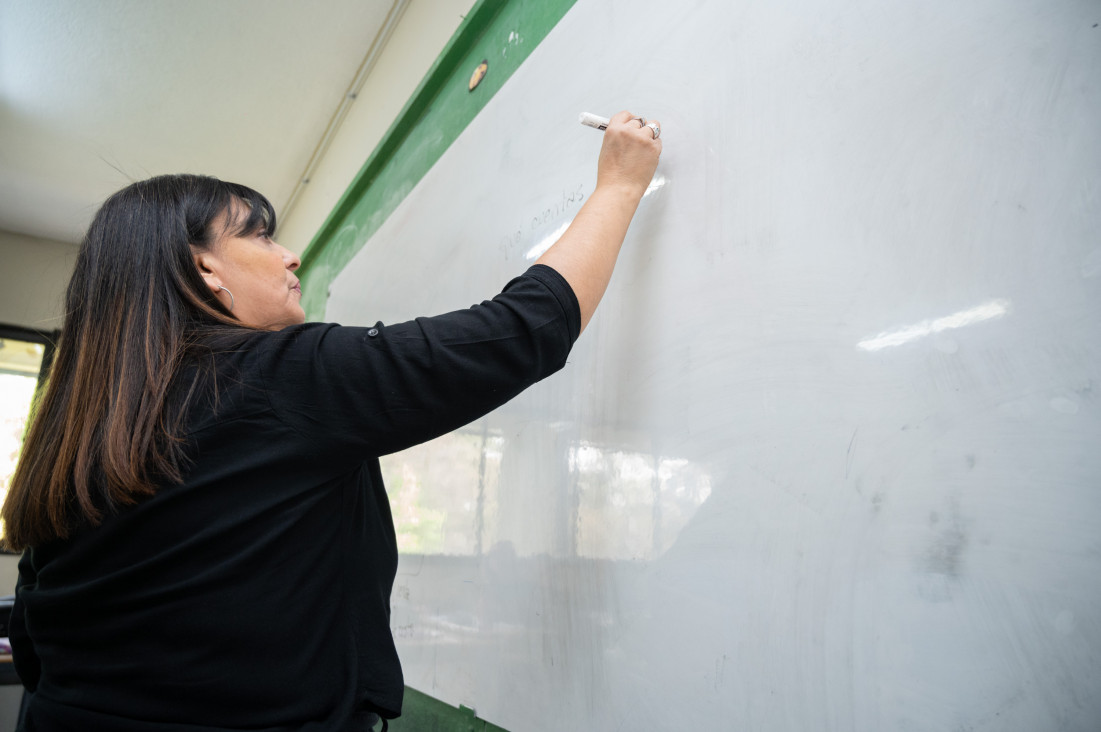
left=578, top=112, right=610, bottom=131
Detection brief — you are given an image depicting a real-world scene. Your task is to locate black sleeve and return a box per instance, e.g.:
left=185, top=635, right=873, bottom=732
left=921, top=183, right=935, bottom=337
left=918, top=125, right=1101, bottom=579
left=259, top=264, right=580, bottom=462
left=11, top=551, right=40, bottom=692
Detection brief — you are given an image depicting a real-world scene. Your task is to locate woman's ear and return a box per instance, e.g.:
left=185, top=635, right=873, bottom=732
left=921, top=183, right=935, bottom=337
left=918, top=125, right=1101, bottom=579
left=191, top=247, right=223, bottom=294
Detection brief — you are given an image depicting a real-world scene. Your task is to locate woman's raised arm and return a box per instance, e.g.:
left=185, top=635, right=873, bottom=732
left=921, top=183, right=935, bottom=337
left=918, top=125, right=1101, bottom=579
left=535, top=110, right=662, bottom=333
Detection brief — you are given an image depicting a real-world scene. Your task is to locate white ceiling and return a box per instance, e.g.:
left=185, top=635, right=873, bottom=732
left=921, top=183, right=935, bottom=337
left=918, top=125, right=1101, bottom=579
left=0, top=0, right=401, bottom=245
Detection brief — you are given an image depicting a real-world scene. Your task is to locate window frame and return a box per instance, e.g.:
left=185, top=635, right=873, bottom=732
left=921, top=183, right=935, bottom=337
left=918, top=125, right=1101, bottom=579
left=0, top=324, right=58, bottom=396
left=0, top=323, right=59, bottom=555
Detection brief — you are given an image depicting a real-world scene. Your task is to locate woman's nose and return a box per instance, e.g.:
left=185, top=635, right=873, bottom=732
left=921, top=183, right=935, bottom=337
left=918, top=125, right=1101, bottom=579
left=280, top=245, right=301, bottom=271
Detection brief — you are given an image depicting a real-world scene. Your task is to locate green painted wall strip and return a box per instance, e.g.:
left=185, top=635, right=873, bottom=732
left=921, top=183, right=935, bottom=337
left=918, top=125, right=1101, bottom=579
left=297, top=0, right=579, bottom=319
left=388, top=688, right=509, bottom=731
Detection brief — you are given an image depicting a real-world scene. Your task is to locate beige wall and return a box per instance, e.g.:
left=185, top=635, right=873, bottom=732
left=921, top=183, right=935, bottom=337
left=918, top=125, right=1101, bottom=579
left=278, top=0, right=477, bottom=254
left=0, top=230, right=77, bottom=332
left=0, top=0, right=478, bottom=327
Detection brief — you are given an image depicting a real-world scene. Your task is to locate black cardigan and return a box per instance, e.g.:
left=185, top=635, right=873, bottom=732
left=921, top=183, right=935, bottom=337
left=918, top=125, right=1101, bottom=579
left=11, top=265, right=580, bottom=731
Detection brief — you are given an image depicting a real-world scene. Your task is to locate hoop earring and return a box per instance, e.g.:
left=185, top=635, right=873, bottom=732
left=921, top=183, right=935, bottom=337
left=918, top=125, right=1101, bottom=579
left=218, top=286, right=235, bottom=311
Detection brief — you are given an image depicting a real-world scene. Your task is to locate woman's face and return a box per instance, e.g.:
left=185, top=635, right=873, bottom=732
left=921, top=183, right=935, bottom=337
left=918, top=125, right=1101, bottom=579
left=193, top=204, right=305, bottom=330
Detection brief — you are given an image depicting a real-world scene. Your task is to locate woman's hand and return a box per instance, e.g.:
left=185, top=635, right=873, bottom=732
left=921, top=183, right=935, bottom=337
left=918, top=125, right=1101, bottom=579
left=595, top=111, right=662, bottom=197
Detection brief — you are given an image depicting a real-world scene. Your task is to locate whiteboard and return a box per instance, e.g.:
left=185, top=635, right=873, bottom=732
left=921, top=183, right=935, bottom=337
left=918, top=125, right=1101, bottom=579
left=326, top=0, right=1101, bottom=729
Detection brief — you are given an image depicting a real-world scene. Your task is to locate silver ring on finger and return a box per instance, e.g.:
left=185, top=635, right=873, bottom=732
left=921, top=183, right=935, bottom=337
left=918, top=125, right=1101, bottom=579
left=646, top=122, right=661, bottom=140
left=631, top=116, right=646, bottom=128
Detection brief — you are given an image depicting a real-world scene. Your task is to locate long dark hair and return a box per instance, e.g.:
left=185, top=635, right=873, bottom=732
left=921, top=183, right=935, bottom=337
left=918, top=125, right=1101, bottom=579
left=2, top=174, right=276, bottom=551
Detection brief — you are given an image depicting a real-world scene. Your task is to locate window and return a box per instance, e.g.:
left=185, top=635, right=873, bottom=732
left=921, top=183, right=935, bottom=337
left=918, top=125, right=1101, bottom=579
left=0, top=326, right=55, bottom=536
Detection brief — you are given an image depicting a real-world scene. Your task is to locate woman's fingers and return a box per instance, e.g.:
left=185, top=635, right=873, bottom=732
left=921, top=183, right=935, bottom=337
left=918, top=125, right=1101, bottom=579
left=596, top=111, right=662, bottom=195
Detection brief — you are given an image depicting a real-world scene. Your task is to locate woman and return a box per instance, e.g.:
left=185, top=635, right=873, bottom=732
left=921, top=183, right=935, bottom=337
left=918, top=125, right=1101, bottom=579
left=1, top=111, right=660, bottom=731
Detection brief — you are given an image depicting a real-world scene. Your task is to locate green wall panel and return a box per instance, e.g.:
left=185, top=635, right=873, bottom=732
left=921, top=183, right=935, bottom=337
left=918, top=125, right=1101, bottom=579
left=297, top=0, right=578, bottom=320
left=387, top=687, right=509, bottom=731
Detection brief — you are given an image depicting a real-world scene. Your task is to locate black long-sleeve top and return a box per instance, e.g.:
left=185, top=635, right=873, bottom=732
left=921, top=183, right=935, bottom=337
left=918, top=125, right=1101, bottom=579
left=11, top=264, right=580, bottom=731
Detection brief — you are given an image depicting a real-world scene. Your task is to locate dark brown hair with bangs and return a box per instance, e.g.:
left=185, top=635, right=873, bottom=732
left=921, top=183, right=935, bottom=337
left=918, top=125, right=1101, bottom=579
left=1, top=174, right=276, bottom=551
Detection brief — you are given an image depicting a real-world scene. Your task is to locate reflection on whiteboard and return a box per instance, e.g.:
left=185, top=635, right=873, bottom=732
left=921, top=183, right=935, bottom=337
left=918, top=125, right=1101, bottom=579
left=383, top=433, right=711, bottom=561
left=857, top=298, right=1011, bottom=351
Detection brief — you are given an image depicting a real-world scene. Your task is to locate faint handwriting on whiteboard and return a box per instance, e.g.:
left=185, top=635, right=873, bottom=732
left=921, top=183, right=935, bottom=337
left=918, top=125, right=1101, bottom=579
left=523, top=176, right=667, bottom=260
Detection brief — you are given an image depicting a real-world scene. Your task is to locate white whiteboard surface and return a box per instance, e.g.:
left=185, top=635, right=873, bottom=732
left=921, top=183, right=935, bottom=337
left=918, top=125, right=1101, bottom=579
left=326, top=0, right=1101, bottom=729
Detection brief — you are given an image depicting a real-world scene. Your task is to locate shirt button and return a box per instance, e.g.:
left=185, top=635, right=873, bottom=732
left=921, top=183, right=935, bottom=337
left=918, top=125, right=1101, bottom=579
left=367, top=328, right=379, bottom=337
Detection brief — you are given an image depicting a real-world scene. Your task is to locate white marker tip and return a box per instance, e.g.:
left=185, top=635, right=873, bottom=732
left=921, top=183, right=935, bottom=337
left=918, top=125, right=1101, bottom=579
left=579, top=112, right=609, bottom=130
